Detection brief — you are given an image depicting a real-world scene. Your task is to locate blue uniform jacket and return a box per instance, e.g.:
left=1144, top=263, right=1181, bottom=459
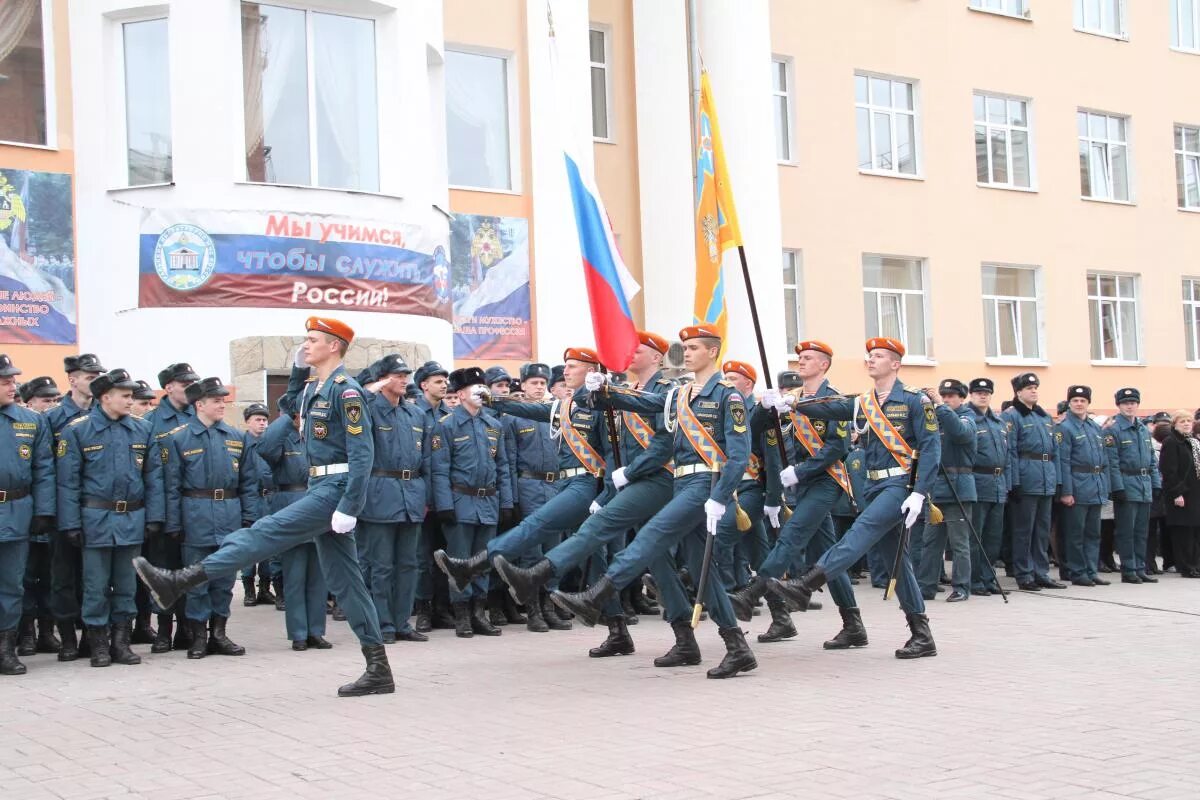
left=970, top=405, right=1010, bottom=503
left=45, top=392, right=90, bottom=437
left=739, top=393, right=783, bottom=507
left=360, top=389, right=432, bottom=524
left=1055, top=414, right=1117, bottom=505
left=165, top=418, right=260, bottom=546
left=1107, top=414, right=1161, bottom=501
left=256, top=415, right=309, bottom=513
left=501, top=407, right=557, bottom=511
left=931, top=404, right=977, bottom=503
left=831, top=445, right=869, bottom=517
left=0, top=402, right=55, bottom=542
left=431, top=406, right=514, bottom=524
left=614, top=372, right=676, bottom=482
left=1002, top=401, right=1057, bottom=496
left=758, top=379, right=851, bottom=487
left=243, top=431, right=272, bottom=518
left=56, top=407, right=165, bottom=547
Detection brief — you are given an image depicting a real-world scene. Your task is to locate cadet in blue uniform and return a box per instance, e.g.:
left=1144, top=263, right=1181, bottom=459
left=135, top=317, right=393, bottom=697
left=1055, top=385, right=1118, bottom=586
left=479, top=365, right=529, bottom=627
left=917, top=379, right=976, bottom=602
left=358, top=354, right=431, bottom=644
left=966, top=378, right=1009, bottom=595
left=0, top=355, right=56, bottom=676
left=164, top=378, right=261, bottom=659
left=1109, top=387, right=1162, bottom=582
left=131, top=380, right=159, bottom=418
left=21, top=376, right=60, bottom=414
left=1002, top=373, right=1065, bottom=591
left=768, top=337, right=942, bottom=659
left=552, top=325, right=758, bottom=679
left=411, top=360, right=452, bottom=633
left=241, top=403, right=280, bottom=609
left=58, top=369, right=165, bottom=668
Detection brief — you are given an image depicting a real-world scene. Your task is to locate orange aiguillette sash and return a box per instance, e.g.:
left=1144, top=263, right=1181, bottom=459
left=858, top=389, right=914, bottom=471
left=559, top=398, right=605, bottom=477
left=675, top=386, right=726, bottom=468
left=789, top=410, right=855, bottom=498
left=623, top=411, right=674, bottom=474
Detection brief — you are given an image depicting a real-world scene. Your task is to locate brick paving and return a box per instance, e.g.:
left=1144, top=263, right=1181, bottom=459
left=2, top=574, right=1198, bottom=800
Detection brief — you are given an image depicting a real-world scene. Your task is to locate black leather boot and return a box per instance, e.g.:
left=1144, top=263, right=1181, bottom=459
left=272, top=576, right=286, bottom=610
left=589, top=616, right=634, bottom=657
left=207, top=615, right=246, bottom=655
left=434, top=549, right=492, bottom=593
left=109, top=620, right=142, bottom=665
left=620, top=587, right=639, bottom=625
left=331, top=603, right=347, bottom=621
left=337, top=644, right=395, bottom=697
left=414, top=599, right=432, bottom=633
left=542, top=593, right=572, bottom=630
left=729, top=575, right=770, bottom=623
left=894, top=612, right=937, bottom=659
left=823, top=607, right=869, bottom=650
left=35, top=616, right=61, bottom=654
left=0, top=629, right=26, bottom=675
left=501, top=590, right=527, bottom=625
left=186, top=619, right=208, bottom=659
left=757, top=593, right=797, bottom=643
left=87, top=626, right=112, bottom=667
left=470, top=598, right=502, bottom=636
left=550, top=576, right=615, bottom=628
left=654, top=620, right=702, bottom=667
left=487, top=590, right=508, bottom=626
left=132, top=558, right=209, bottom=612
left=494, top=555, right=554, bottom=605
left=131, top=610, right=156, bottom=644
left=57, top=620, right=79, bottom=662
left=631, top=583, right=659, bottom=615
left=242, top=576, right=257, bottom=606
left=452, top=601, right=473, bottom=638
left=524, top=593, right=549, bottom=632
left=256, top=576, right=277, bottom=605
left=707, top=626, right=757, bottom=679
left=16, top=616, right=35, bottom=657
left=172, top=610, right=191, bottom=650
left=767, top=566, right=826, bottom=612
left=77, top=622, right=91, bottom=657
left=150, top=612, right=173, bottom=653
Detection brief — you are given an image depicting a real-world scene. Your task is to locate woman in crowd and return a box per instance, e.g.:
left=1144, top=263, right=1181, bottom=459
left=1158, top=411, right=1200, bottom=578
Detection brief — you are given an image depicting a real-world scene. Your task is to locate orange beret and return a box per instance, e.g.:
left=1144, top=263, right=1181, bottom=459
left=865, top=337, right=905, bottom=358
left=307, top=316, right=354, bottom=344
left=795, top=340, right=834, bottom=358
left=637, top=330, right=670, bottom=354
left=722, top=360, right=757, bottom=384
left=563, top=347, right=600, bottom=365
left=679, top=325, right=721, bottom=342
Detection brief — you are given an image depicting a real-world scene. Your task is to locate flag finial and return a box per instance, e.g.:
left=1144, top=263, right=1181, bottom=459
left=547, top=2, right=555, bottom=37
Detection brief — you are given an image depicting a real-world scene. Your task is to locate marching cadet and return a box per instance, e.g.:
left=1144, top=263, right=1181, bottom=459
left=131, top=381, right=159, bottom=418
left=358, top=354, right=431, bottom=644
left=480, top=365, right=527, bottom=627
left=767, top=338, right=942, bottom=659
left=256, top=397, right=330, bottom=650
left=15, top=376, right=62, bottom=658
left=241, top=402, right=281, bottom=608
left=411, top=360, right=453, bottom=633
left=1055, top=386, right=1117, bottom=586
left=46, top=353, right=105, bottom=661
left=0, top=355, right=56, bottom=675
left=430, top=367, right=515, bottom=637
left=135, top=317, right=394, bottom=698
left=1002, top=373, right=1065, bottom=591
left=1109, top=387, right=1162, bottom=583
left=57, top=368, right=165, bottom=667
left=966, top=378, right=1008, bottom=596
left=164, top=378, right=261, bottom=659
left=21, top=376, right=60, bottom=413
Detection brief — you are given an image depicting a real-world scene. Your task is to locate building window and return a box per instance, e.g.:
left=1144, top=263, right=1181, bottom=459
left=1184, top=278, right=1200, bottom=362
left=981, top=265, right=1041, bottom=360
left=855, top=73, right=918, bottom=176
left=1172, top=0, right=1200, bottom=50
left=782, top=250, right=803, bottom=351
left=1078, top=110, right=1130, bottom=202
left=772, top=58, right=793, bottom=162
left=241, top=3, right=379, bottom=192
left=974, top=93, right=1031, bottom=189
left=1074, top=0, right=1127, bottom=39
left=862, top=255, right=929, bottom=358
left=123, top=19, right=172, bottom=186
left=445, top=49, right=513, bottom=191
left=969, top=0, right=1029, bottom=18
left=1087, top=272, right=1140, bottom=363
left=1176, top=124, right=1200, bottom=209
left=0, top=0, right=49, bottom=146
left=589, top=27, right=610, bottom=141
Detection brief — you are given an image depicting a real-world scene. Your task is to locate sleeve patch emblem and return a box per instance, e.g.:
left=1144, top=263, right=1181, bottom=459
left=312, top=421, right=328, bottom=440
left=56, top=439, right=67, bottom=458
left=346, top=403, right=362, bottom=424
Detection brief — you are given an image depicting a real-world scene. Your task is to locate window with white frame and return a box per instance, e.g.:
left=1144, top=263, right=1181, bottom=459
left=123, top=18, right=172, bottom=186
left=855, top=74, right=918, bottom=176
left=1087, top=272, right=1140, bottom=362
left=782, top=250, right=803, bottom=351
left=1078, top=110, right=1130, bottom=201
left=589, top=27, right=610, bottom=140
left=241, top=3, right=379, bottom=192
left=862, top=255, right=929, bottom=358
left=445, top=48, right=513, bottom=191
left=0, top=0, right=50, bottom=146
left=970, top=0, right=1029, bottom=18
left=974, top=93, right=1031, bottom=188
left=981, top=265, right=1041, bottom=360
left=1172, top=0, right=1200, bottom=50
left=1175, top=124, right=1200, bottom=209
left=1184, top=278, right=1200, bottom=362
left=772, top=58, right=793, bottom=162
left=1074, top=0, right=1127, bottom=38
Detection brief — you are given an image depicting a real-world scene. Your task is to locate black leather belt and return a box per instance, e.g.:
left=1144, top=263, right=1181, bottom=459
left=182, top=488, right=239, bottom=500
left=1021, top=453, right=1055, bottom=462
left=0, top=487, right=31, bottom=503
left=973, top=466, right=1004, bottom=476
left=275, top=483, right=307, bottom=493
left=83, top=498, right=144, bottom=513
left=519, top=470, right=557, bottom=483
left=372, top=468, right=415, bottom=480
left=1071, top=466, right=1105, bottom=474
left=453, top=484, right=496, bottom=497
left=1122, top=468, right=1150, bottom=476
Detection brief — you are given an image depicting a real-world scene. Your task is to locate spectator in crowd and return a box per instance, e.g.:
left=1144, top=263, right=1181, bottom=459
left=1158, top=412, right=1200, bottom=578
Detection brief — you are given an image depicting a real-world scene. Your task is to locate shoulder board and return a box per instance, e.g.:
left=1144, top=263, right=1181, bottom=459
left=305, top=375, right=317, bottom=383
left=169, top=424, right=188, bottom=435
left=825, top=384, right=840, bottom=395
left=903, top=385, right=924, bottom=394
left=67, top=416, right=88, bottom=427
left=718, top=379, right=735, bottom=389
left=439, top=412, right=453, bottom=423
left=655, top=378, right=674, bottom=387
left=334, top=374, right=347, bottom=383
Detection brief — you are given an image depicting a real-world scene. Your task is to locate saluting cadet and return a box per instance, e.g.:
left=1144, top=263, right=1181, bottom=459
left=358, top=354, right=431, bottom=644
left=967, top=378, right=1008, bottom=596
left=1109, top=387, right=1161, bottom=582
left=0, top=355, right=56, bottom=676
left=1056, top=386, right=1118, bottom=586
left=241, top=402, right=281, bottom=609
left=164, top=378, right=261, bottom=659
left=411, top=360, right=452, bottom=633
left=135, top=317, right=393, bottom=698
left=57, top=369, right=165, bottom=667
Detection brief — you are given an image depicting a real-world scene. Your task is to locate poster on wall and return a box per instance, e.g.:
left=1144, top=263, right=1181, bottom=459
left=0, top=168, right=77, bottom=344
left=138, top=209, right=451, bottom=320
left=450, top=214, right=531, bottom=360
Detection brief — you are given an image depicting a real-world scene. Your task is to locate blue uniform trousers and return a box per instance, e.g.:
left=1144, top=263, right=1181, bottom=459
left=919, top=502, right=973, bottom=596
left=21, top=540, right=52, bottom=617
left=445, top=522, right=495, bottom=602
left=280, top=542, right=327, bottom=642
left=358, top=521, right=420, bottom=635
left=81, top=544, right=139, bottom=627
left=970, top=501, right=1005, bottom=592
left=49, top=533, right=82, bottom=622
left=815, top=483, right=926, bottom=615
left=756, top=479, right=858, bottom=609
left=736, top=520, right=770, bottom=588
left=1062, top=503, right=1102, bottom=581
left=0, top=540, right=29, bottom=631
left=183, top=544, right=235, bottom=622
left=487, top=476, right=595, bottom=565
left=1010, top=492, right=1053, bottom=583
left=200, top=483, right=383, bottom=646
left=1114, top=500, right=1150, bottom=576
left=716, top=484, right=763, bottom=591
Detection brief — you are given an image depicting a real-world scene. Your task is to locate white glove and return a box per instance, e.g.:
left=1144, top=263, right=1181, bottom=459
left=779, top=465, right=799, bottom=488
left=704, top=499, right=725, bottom=535
left=468, top=384, right=490, bottom=406
left=775, top=393, right=796, bottom=411
left=760, top=388, right=781, bottom=410
left=331, top=510, right=357, bottom=534
left=900, top=492, right=925, bottom=528
left=612, top=467, right=629, bottom=490
left=589, top=500, right=602, bottom=515
left=292, top=346, right=308, bottom=368
left=584, top=371, right=609, bottom=392
left=764, top=505, right=781, bottom=528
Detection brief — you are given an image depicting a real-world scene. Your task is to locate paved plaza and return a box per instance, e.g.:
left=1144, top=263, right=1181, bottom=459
left=2, top=574, right=1198, bottom=800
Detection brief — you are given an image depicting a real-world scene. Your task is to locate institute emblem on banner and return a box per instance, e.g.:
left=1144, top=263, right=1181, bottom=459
left=153, top=223, right=217, bottom=291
